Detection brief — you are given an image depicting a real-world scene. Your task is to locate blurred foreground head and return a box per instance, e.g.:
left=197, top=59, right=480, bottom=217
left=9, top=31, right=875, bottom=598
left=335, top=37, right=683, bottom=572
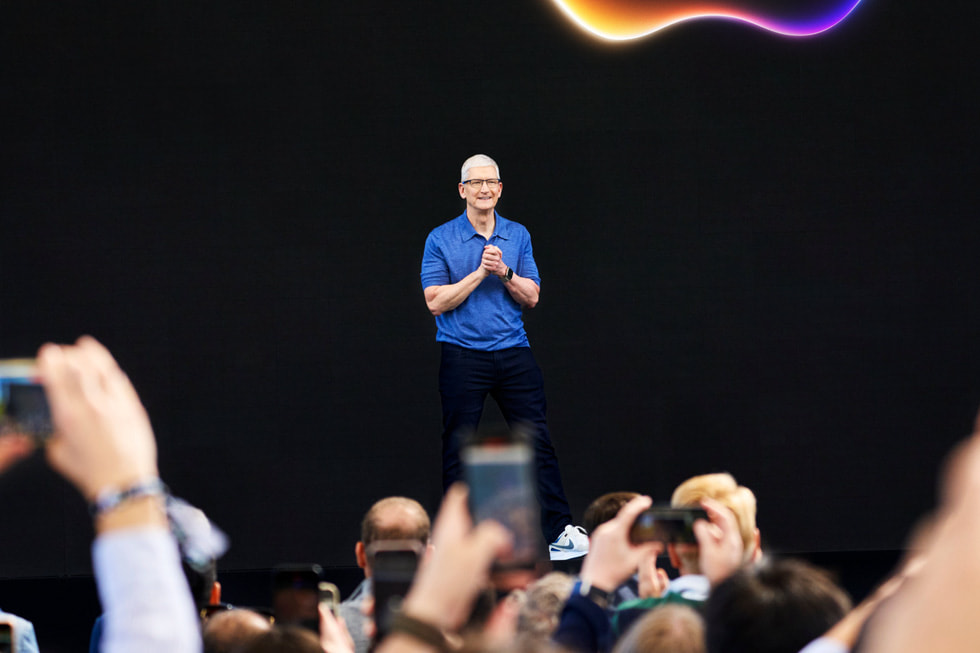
left=703, top=558, right=850, bottom=653
left=613, top=604, right=705, bottom=653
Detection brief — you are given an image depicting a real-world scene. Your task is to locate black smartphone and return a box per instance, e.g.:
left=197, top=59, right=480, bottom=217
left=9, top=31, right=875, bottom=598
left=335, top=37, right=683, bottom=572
left=368, top=540, right=423, bottom=641
left=0, top=620, right=13, bottom=653
left=0, top=359, right=52, bottom=443
left=462, top=433, right=542, bottom=571
left=629, top=507, right=708, bottom=544
left=272, top=564, right=323, bottom=632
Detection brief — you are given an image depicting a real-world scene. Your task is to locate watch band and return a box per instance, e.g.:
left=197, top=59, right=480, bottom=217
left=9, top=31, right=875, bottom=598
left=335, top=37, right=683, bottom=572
left=576, top=579, right=612, bottom=610
left=89, top=478, right=169, bottom=518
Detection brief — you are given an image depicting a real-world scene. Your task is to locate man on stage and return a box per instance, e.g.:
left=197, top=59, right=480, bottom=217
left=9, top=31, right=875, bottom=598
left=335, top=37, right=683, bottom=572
left=420, top=153, right=588, bottom=561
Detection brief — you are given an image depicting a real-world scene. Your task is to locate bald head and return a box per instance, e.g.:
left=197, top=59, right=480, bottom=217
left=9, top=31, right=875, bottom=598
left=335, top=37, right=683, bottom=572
left=203, top=609, right=272, bottom=653
left=361, top=496, right=431, bottom=546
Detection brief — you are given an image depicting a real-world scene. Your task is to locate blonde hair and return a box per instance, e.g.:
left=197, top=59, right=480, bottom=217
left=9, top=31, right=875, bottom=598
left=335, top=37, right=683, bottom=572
left=671, top=473, right=758, bottom=558
left=613, top=604, right=705, bottom=653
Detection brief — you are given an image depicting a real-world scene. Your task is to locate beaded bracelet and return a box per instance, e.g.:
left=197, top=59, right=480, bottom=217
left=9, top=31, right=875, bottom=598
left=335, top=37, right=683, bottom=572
left=89, top=478, right=169, bottom=518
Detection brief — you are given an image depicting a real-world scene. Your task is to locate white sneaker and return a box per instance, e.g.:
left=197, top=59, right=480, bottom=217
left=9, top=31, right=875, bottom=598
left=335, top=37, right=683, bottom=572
left=549, top=525, right=589, bottom=561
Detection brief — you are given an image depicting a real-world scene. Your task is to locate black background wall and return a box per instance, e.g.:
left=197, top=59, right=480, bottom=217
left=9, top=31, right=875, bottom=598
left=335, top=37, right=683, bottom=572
left=1, top=0, right=978, bottom=613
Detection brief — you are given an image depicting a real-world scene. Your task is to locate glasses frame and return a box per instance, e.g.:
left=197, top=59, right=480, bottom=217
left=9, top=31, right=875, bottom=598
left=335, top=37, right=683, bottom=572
left=462, top=178, right=501, bottom=190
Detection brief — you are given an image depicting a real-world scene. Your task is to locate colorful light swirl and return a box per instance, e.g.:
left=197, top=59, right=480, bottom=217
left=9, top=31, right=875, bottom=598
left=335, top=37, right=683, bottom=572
left=550, top=0, right=864, bottom=40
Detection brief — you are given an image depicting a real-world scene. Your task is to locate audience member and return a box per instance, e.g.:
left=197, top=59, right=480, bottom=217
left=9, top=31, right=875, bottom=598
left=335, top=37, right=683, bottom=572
left=613, top=473, right=761, bottom=636
left=581, top=492, right=652, bottom=609
left=241, top=625, right=324, bottom=653
left=703, top=558, right=850, bottom=653
left=553, top=496, right=745, bottom=653
left=203, top=608, right=272, bottom=653
left=859, top=412, right=980, bottom=653
left=514, top=571, right=576, bottom=644
left=374, top=483, right=512, bottom=653
left=612, top=604, right=705, bottom=653
left=38, top=336, right=201, bottom=652
left=583, top=492, right=640, bottom=535
left=338, top=496, right=431, bottom=653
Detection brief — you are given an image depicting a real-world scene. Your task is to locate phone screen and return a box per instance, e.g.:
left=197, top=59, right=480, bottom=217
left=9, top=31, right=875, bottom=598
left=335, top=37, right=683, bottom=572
left=462, top=439, right=541, bottom=570
left=369, top=542, right=422, bottom=641
left=0, top=359, right=51, bottom=442
left=629, top=507, right=708, bottom=544
left=272, top=565, right=323, bottom=632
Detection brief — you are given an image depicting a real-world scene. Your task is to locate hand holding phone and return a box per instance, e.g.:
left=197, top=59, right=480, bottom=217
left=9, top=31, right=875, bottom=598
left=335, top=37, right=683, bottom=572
left=462, top=433, right=542, bottom=571
left=629, top=507, right=708, bottom=544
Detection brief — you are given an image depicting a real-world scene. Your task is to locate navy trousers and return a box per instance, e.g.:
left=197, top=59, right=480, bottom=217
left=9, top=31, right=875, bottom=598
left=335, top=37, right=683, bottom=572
left=439, top=343, right=573, bottom=542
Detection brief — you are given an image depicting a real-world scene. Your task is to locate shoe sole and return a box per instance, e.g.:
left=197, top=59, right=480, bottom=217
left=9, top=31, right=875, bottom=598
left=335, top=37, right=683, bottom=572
left=549, top=548, right=588, bottom=561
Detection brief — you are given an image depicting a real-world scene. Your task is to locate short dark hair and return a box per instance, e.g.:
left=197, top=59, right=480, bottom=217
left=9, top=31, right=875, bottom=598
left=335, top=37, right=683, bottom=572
left=583, top=491, right=640, bottom=534
left=704, top=558, right=851, bottom=653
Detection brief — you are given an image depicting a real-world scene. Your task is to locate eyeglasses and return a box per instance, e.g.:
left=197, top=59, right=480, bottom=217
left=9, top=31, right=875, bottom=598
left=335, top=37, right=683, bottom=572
left=462, top=178, right=501, bottom=190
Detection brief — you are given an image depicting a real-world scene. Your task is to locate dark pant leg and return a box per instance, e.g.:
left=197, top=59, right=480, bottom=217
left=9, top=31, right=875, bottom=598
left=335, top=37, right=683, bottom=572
left=490, top=347, right=573, bottom=542
left=438, top=344, right=492, bottom=493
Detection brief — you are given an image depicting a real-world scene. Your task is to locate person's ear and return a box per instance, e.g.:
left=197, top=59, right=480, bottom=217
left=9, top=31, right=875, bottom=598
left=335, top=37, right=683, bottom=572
left=750, top=528, right=763, bottom=563
left=355, top=541, right=369, bottom=573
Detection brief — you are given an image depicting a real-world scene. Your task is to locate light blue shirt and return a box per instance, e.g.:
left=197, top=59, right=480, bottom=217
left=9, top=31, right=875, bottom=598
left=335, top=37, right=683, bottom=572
left=93, top=528, right=201, bottom=653
left=421, top=212, right=540, bottom=351
left=0, top=609, right=39, bottom=653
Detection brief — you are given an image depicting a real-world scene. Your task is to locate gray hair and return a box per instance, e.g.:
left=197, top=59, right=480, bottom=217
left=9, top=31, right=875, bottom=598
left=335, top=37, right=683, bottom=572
left=460, top=154, right=500, bottom=182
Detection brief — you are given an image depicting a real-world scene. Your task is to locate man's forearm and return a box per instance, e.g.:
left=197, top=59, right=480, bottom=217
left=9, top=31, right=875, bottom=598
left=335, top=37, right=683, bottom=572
left=424, top=268, right=488, bottom=316
left=503, top=274, right=539, bottom=309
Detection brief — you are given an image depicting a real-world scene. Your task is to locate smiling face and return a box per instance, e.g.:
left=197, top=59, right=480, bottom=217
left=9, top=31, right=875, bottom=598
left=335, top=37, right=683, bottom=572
left=458, top=164, right=503, bottom=215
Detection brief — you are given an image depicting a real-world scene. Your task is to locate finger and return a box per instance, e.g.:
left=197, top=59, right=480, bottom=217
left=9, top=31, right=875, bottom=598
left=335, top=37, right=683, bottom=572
left=76, top=336, right=134, bottom=402
left=469, top=518, right=514, bottom=565
left=700, top=497, right=737, bottom=530
left=37, top=343, right=74, bottom=398
left=37, top=344, right=85, bottom=429
left=614, top=495, right=653, bottom=526
left=693, top=519, right=721, bottom=545
left=431, top=483, right=473, bottom=547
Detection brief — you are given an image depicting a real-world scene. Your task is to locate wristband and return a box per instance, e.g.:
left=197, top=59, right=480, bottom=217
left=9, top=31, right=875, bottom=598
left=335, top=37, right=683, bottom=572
left=575, top=579, right=612, bottom=610
left=386, top=611, right=458, bottom=652
left=89, top=478, right=169, bottom=518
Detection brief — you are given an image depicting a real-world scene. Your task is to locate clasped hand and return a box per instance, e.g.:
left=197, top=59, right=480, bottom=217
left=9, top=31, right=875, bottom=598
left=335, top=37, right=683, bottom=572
left=481, top=245, right=508, bottom=277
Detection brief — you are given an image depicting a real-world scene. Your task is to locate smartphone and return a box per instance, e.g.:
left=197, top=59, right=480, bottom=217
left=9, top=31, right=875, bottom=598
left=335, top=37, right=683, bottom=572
left=272, top=564, right=323, bottom=632
left=0, top=620, right=13, bottom=653
left=368, top=540, right=423, bottom=641
left=462, top=433, right=542, bottom=571
left=318, top=581, right=340, bottom=618
left=0, top=359, right=52, bottom=443
left=629, top=507, right=708, bottom=544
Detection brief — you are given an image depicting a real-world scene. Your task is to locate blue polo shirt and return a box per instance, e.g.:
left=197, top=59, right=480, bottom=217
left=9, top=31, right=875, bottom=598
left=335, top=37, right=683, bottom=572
left=421, top=212, right=541, bottom=351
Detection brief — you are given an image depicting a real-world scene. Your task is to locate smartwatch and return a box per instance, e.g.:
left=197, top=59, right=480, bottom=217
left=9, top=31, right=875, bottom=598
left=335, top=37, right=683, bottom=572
left=502, top=267, right=514, bottom=282
left=575, top=580, right=612, bottom=610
